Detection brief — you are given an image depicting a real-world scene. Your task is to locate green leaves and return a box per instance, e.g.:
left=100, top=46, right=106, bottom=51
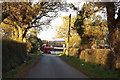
left=73, top=2, right=109, bottom=49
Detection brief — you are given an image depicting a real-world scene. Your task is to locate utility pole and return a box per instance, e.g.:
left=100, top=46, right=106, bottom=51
left=67, top=14, right=71, bottom=56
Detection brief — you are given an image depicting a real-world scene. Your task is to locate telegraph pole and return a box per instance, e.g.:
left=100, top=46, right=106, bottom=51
left=67, top=14, right=71, bottom=56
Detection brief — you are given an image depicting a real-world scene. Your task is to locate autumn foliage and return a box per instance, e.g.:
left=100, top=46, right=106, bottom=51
left=80, top=49, right=115, bottom=69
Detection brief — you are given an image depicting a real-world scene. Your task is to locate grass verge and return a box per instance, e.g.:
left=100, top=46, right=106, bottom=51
left=61, top=55, right=120, bottom=79
left=3, top=56, right=40, bottom=78
left=28, top=51, right=42, bottom=56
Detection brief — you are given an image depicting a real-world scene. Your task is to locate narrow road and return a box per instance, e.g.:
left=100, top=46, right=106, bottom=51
left=25, top=54, right=88, bottom=78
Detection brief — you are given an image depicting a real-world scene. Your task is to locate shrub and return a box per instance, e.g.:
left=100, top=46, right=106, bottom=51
left=64, top=47, right=120, bottom=70
left=80, top=49, right=115, bottom=69
left=64, top=48, right=79, bottom=57
left=2, top=39, right=27, bottom=74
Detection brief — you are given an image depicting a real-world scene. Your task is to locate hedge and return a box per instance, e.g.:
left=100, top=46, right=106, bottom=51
left=63, top=48, right=79, bottom=57
left=80, top=49, right=120, bottom=69
left=70, top=48, right=79, bottom=57
left=63, top=48, right=120, bottom=69
left=2, top=39, right=27, bottom=74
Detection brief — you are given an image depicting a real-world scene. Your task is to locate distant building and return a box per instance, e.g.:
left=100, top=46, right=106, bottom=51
left=42, top=39, right=65, bottom=47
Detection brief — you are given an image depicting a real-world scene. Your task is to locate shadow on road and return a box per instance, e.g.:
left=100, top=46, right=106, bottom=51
left=25, top=54, right=89, bottom=78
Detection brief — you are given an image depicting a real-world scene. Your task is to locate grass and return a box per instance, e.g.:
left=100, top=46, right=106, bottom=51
left=3, top=56, right=40, bottom=78
left=61, top=55, right=120, bottom=79
left=57, top=53, right=64, bottom=56
left=28, top=51, right=42, bottom=56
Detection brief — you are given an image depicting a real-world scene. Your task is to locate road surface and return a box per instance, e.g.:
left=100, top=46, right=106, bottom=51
left=25, top=54, right=88, bottom=78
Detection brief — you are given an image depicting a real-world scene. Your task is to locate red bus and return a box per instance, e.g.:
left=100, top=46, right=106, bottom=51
left=43, top=47, right=63, bottom=54
left=43, top=47, right=54, bottom=54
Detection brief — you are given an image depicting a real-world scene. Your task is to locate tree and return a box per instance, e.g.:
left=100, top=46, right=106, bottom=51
left=2, top=2, right=64, bottom=41
left=27, top=31, right=43, bottom=53
left=73, top=2, right=120, bottom=69
left=2, top=2, right=77, bottom=42
left=91, top=2, right=120, bottom=69
left=74, top=2, right=107, bottom=49
left=2, top=2, right=43, bottom=41
left=56, top=15, right=81, bottom=48
left=104, top=2, right=120, bottom=69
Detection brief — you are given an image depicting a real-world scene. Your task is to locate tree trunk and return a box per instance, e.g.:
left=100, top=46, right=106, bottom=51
left=22, top=29, right=27, bottom=40
left=106, top=2, right=120, bottom=69
left=22, top=24, right=31, bottom=40
left=13, top=27, right=18, bottom=41
left=18, top=26, right=23, bottom=42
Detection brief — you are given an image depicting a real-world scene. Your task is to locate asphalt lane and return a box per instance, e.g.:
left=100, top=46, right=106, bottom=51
left=25, top=54, right=88, bottom=78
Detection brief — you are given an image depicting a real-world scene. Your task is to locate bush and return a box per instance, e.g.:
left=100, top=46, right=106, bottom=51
left=80, top=49, right=115, bottom=69
left=63, top=48, right=79, bottom=57
left=64, top=47, right=120, bottom=70
left=116, top=56, right=120, bottom=69
left=61, top=55, right=119, bottom=78
left=2, top=39, right=27, bottom=74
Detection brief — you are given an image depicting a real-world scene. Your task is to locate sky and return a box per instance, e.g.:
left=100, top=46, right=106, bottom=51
left=37, top=1, right=107, bottom=41
left=37, top=16, right=63, bottom=41
left=37, top=1, right=84, bottom=41
left=37, top=11, right=78, bottom=41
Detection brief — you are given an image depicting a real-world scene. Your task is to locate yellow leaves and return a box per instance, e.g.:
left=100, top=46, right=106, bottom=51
left=72, top=15, right=77, bottom=21
left=1, top=22, right=10, bottom=30
left=80, top=49, right=111, bottom=67
left=62, top=15, right=77, bottom=26
left=3, top=18, right=9, bottom=23
left=22, top=25, right=27, bottom=28
left=71, top=23, right=74, bottom=27
left=34, top=4, right=38, bottom=8
left=59, top=26, right=62, bottom=29
left=63, top=16, right=69, bottom=20
left=23, top=38, right=26, bottom=43
left=1, top=22, right=5, bottom=26
left=84, top=25, right=107, bottom=40
left=19, top=17, right=23, bottom=21
left=56, top=15, right=81, bottom=48
left=30, top=16, right=33, bottom=20
left=14, top=21, right=17, bottom=24
left=30, top=30, right=37, bottom=33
